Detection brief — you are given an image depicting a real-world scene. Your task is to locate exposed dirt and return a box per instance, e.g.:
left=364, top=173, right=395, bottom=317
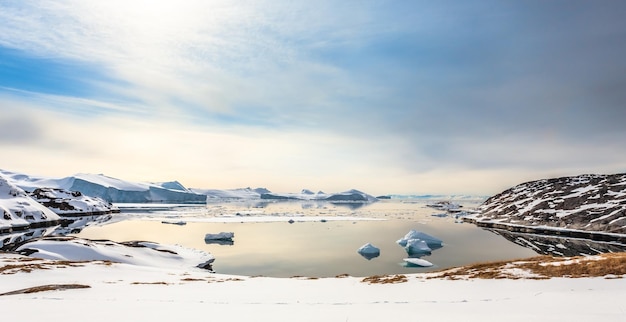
left=426, top=252, right=626, bottom=280
left=0, top=284, right=90, bottom=296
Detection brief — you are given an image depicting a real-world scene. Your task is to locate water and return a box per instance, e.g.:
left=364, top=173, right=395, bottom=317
left=74, top=200, right=540, bottom=277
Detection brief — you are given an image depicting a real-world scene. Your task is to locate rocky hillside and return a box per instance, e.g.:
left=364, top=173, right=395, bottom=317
left=30, top=188, right=119, bottom=216
left=475, top=174, right=626, bottom=234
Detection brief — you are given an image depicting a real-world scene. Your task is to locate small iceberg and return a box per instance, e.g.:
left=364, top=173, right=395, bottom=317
left=161, top=220, right=187, bottom=225
left=403, top=257, right=433, bottom=267
left=426, top=201, right=461, bottom=211
left=204, top=232, right=235, bottom=245
left=404, top=239, right=432, bottom=255
left=204, top=232, right=234, bottom=241
left=357, top=243, right=380, bottom=260
left=396, top=230, right=443, bottom=248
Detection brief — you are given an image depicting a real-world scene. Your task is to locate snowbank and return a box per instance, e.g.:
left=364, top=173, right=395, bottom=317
left=0, top=174, right=60, bottom=232
left=0, top=252, right=624, bottom=322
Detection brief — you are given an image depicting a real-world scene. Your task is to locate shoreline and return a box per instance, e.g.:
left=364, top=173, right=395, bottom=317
left=463, top=217, right=626, bottom=244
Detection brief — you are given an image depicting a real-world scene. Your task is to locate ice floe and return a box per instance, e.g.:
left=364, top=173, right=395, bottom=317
left=357, top=243, right=380, bottom=260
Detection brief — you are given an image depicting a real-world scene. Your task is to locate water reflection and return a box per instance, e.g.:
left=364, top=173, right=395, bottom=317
left=0, top=214, right=114, bottom=251
left=205, top=239, right=235, bottom=246
left=486, top=229, right=626, bottom=257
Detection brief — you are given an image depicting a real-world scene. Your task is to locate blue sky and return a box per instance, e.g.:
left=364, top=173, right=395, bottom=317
left=1, top=0, right=625, bottom=195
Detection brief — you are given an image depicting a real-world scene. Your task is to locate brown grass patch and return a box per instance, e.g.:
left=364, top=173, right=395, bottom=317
left=1, top=258, right=113, bottom=275
left=0, top=284, right=90, bottom=296
left=180, top=278, right=205, bottom=282
left=428, top=252, right=626, bottom=280
left=362, top=274, right=408, bottom=284
left=130, top=281, right=170, bottom=285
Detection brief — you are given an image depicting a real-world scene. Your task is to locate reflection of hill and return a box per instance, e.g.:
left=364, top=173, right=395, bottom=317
left=1, top=214, right=114, bottom=251
left=486, top=228, right=626, bottom=257
left=330, top=202, right=369, bottom=210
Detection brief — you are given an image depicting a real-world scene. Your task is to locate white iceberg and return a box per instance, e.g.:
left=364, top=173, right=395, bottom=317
left=404, top=239, right=432, bottom=254
left=357, top=243, right=380, bottom=260
left=403, top=257, right=434, bottom=267
left=204, top=232, right=235, bottom=241
left=396, top=230, right=443, bottom=248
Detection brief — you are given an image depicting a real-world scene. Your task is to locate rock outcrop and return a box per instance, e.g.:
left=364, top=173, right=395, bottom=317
left=474, top=174, right=626, bottom=234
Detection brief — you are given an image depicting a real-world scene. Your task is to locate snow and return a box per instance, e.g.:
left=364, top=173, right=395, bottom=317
left=1, top=170, right=206, bottom=203
left=14, top=237, right=214, bottom=269
left=2, top=169, right=380, bottom=204
left=1, top=252, right=624, bottom=321
left=29, top=187, right=118, bottom=215
left=0, top=174, right=60, bottom=231
left=396, top=229, right=443, bottom=248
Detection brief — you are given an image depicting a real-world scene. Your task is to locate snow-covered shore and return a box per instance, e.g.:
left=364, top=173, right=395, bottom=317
left=1, top=251, right=624, bottom=321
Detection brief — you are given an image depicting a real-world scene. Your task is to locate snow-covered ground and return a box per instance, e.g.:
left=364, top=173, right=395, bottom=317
left=0, top=174, right=60, bottom=232
left=1, top=242, right=624, bottom=321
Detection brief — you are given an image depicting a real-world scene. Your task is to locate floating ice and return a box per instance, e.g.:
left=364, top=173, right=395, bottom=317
left=403, top=257, right=433, bottom=267
left=204, top=232, right=234, bottom=241
left=404, top=239, right=432, bottom=255
left=162, top=220, right=187, bottom=225
left=396, top=230, right=443, bottom=248
left=357, top=243, right=380, bottom=260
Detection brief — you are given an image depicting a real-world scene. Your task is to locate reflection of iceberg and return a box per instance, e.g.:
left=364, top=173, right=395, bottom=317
left=403, top=257, right=433, bottom=267
left=330, top=202, right=369, bottom=210
left=53, top=214, right=113, bottom=235
left=204, top=239, right=234, bottom=246
left=357, top=243, right=380, bottom=260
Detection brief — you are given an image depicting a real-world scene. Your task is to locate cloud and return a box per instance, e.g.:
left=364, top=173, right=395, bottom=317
left=1, top=1, right=625, bottom=194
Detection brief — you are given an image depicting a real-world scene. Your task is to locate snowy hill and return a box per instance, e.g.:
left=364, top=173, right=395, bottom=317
left=1, top=170, right=207, bottom=203
left=30, top=188, right=118, bottom=216
left=473, top=173, right=626, bottom=234
left=0, top=174, right=61, bottom=233
left=260, top=189, right=378, bottom=202
left=1, top=169, right=379, bottom=204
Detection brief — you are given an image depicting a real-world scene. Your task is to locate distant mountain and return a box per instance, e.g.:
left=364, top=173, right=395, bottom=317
left=260, top=189, right=378, bottom=202
left=1, top=170, right=206, bottom=203
left=473, top=173, right=626, bottom=234
left=0, top=169, right=379, bottom=204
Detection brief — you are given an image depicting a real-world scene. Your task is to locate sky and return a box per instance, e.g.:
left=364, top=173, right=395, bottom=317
left=0, top=0, right=625, bottom=196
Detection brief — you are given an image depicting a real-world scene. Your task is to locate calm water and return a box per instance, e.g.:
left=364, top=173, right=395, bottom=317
left=74, top=200, right=539, bottom=277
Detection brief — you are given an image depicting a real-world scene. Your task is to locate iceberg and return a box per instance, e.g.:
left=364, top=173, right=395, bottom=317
left=204, top=232, right=234, bottom=241
left=404, top=239, right=432, bottom=255
left=396, top=230, right=443, bottom=248
left=403, top=257, right=434, bottom=267
left=357, top=243, right=380, bottom=260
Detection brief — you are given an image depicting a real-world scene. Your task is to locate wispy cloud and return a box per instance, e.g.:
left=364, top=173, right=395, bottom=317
left=1, top=0, right=625, bottom=194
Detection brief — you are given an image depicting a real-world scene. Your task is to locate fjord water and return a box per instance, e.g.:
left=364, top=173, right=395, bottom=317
left=75, top=200, right=538, bottom=277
